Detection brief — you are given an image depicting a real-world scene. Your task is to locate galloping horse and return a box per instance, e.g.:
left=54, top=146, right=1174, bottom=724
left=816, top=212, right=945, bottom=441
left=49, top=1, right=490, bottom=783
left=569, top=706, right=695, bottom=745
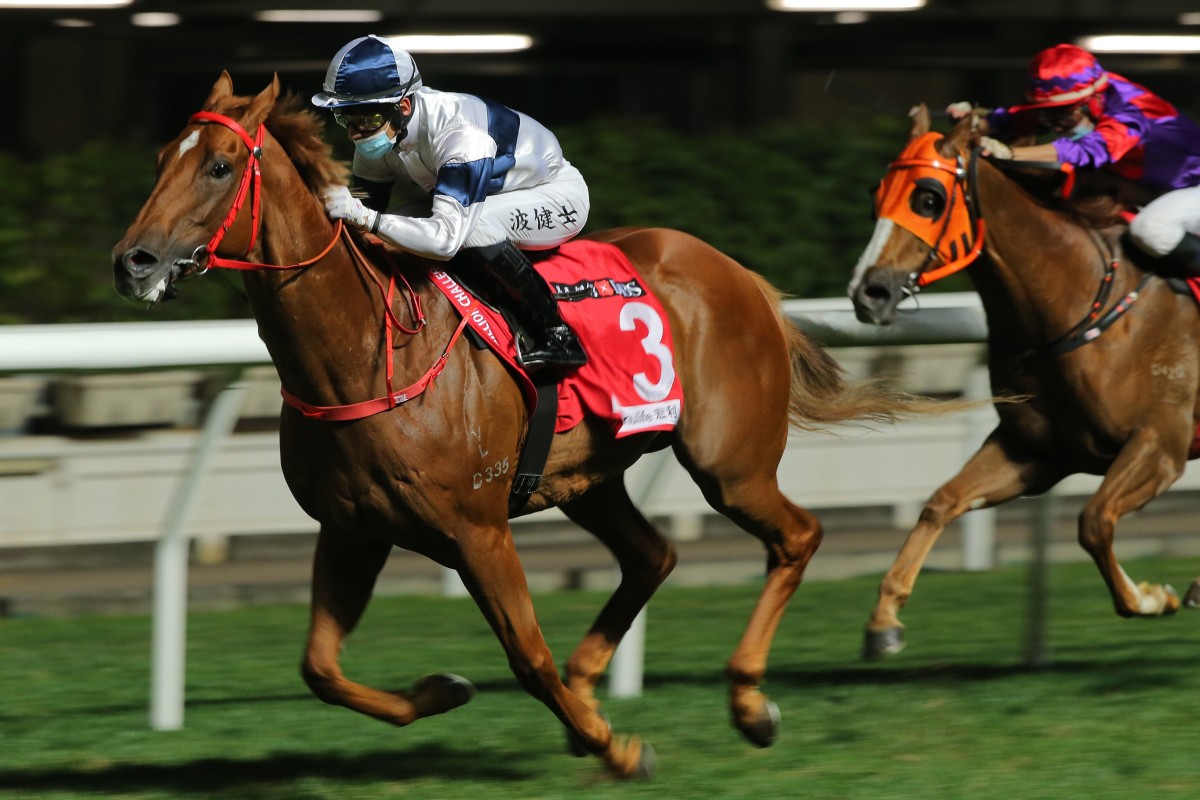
left=849, top=104, right=1200, bottom=660
left=113, top=73, right=945, bottom=778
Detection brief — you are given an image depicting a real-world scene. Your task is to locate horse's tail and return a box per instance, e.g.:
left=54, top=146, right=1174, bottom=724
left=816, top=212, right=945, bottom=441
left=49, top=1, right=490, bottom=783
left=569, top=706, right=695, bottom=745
left=749, top=274, right=980, bottom=431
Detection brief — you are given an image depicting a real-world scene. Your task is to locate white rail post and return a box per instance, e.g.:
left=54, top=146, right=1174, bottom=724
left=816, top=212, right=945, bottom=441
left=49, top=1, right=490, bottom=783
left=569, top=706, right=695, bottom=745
left=961, top=364, right=996, bottom=571
left=442, top=568, right=469, bottom=598
left=608, top=606, right=647, bottom=698
left=608, top=447, right=675, bottom=698
left=150, top=377, right=247, bottom=730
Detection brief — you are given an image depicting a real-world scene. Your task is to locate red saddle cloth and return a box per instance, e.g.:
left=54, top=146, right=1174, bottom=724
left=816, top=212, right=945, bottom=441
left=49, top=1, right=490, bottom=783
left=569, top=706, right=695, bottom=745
left=430, top=239, right=684, bottom=437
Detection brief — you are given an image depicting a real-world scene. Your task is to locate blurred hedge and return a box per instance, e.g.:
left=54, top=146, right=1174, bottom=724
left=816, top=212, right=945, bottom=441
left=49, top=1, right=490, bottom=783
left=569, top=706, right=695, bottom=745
left=0, top=113, right=962, bottom=324
left=0, top=142, right=250, bottom=324
left=556, top=114, right=915, bottom=299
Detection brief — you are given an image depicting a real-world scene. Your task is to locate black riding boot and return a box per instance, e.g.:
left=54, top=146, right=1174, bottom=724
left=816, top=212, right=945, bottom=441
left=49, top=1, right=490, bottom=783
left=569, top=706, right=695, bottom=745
left=465, top=241, right=587, bottom=369
left=1156, top=232, right=1200, bottom=279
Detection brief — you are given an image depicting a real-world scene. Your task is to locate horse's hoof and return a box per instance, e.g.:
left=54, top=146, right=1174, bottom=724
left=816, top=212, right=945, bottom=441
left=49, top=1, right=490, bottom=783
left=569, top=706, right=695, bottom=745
left=1165, top=584, right=1181, bottom=614
left=1184, top=578, right=1200, bottom=608
left=1137, top=581, right=1181, bottom=615
left=606, top=735, right=656, bottom=779
left=633, top=741, right=657, bottom=779
left=863, top=627, right=905, bottom=661
left=566, top=711, right=611, bottom=758
left=738, top=699, right=781, bottom=748
left=414, top=673, right=476, bottom=710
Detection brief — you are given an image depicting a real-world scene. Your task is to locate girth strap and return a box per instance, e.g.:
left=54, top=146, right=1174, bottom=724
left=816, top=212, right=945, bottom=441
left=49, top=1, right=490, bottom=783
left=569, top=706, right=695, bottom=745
left=508, top=375, right=559, bottom=515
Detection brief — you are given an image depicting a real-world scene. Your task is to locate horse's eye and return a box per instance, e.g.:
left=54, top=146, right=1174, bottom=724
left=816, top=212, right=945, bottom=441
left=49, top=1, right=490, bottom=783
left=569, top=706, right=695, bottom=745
left=209, top=162, right=232, bottom=179
left=909, top=187, right=945, bottom=219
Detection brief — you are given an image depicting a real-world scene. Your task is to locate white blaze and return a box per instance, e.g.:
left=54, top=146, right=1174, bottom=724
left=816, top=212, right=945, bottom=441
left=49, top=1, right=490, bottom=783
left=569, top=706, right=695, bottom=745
left=177, top=130, right=200, bottom=159
left=847, top=217, right=895, bottom=297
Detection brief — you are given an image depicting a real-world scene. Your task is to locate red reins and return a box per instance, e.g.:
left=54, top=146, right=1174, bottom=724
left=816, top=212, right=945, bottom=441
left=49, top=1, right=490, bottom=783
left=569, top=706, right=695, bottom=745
left=186, top=110, right=462, bottom=421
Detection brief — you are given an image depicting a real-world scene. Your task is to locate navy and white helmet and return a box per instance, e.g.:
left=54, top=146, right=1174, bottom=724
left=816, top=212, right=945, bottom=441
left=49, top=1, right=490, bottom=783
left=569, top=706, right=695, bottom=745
left=311, top=35, right=423, bottom=109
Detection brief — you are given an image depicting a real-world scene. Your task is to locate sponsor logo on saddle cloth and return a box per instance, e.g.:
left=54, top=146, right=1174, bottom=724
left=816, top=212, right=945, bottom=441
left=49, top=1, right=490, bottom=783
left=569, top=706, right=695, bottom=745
left=431, top=239, right=683, bottom=437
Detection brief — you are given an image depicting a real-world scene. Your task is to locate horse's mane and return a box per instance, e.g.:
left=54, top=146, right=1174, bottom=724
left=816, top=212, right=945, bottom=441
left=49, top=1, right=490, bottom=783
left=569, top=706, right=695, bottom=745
left=264, top=93, right=348, bottom=193
left=254, top=94, right=437, bottom=278
left=992, top=160, right=1153, bottom=231
left=1062, top=170, right=1157, bottom=229
left=966, top=117, right=1152, bottom=231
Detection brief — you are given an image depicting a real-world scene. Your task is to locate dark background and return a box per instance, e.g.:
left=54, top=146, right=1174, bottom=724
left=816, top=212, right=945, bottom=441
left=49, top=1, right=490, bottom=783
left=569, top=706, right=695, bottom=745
left=4, top=0, right=1197, bottom=153
left=1, top=0, right=1197, bottom=320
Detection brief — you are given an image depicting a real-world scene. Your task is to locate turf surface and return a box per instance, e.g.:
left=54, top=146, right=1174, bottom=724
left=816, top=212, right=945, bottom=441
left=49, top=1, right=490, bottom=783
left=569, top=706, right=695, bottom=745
left=2, top=555, right=1199, bottom=799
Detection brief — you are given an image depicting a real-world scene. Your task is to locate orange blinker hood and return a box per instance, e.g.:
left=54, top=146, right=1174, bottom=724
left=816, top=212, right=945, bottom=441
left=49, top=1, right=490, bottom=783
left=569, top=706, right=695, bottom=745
left=874, top=132, right=985, bottom=287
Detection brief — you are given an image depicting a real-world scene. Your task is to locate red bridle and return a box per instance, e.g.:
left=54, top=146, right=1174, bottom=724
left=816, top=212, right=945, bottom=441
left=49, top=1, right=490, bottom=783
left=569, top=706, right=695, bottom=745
left=181, top=110, right=466, bottom=422
left=186, top=111, right=345, bottom=272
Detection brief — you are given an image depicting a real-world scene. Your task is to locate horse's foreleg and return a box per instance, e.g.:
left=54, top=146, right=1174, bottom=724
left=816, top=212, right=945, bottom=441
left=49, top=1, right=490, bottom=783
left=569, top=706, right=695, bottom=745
left=455, top=529, right=654, bottom=779
left=865, top=434, right=1056, bottom=660
left=301, top=526, right=474, bottom=726
left=1079, top=428, right=1186, bottom=617
left=558, top=480, right=677, bottom=717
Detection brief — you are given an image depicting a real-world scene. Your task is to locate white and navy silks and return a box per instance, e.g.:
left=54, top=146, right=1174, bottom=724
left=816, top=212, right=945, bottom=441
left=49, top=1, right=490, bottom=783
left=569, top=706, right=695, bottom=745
left=351, top=87, right=590, bottom=260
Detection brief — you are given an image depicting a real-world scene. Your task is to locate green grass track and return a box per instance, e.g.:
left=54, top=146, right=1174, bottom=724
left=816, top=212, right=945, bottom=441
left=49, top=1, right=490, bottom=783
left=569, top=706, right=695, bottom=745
left=2, top=556, right=1199, bottom=799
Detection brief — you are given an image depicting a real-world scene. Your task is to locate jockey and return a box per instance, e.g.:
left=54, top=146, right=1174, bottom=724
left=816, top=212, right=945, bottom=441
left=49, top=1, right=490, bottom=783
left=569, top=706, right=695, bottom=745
left=948, top=43, right=1200, bottom=277
left=312, top=34, right=588, bottom=369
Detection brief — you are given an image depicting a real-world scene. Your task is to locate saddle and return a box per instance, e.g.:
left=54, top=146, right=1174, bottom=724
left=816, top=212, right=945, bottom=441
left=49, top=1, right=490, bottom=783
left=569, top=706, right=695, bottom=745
left=430, top=240, right=686, bottom=510
left=1111, top=230, right=1198, bottom=300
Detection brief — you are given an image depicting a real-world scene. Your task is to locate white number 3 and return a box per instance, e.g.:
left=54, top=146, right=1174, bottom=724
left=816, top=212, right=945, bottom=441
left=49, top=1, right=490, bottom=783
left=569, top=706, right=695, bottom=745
left=619, top=302, right=675, bottom=402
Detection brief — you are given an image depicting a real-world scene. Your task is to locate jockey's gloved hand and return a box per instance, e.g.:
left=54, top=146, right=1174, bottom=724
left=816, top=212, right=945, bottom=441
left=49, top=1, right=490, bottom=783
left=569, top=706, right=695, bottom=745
left=979, top=136, right=1013, bottom=160
left=321, top=185, right=378, bottom=231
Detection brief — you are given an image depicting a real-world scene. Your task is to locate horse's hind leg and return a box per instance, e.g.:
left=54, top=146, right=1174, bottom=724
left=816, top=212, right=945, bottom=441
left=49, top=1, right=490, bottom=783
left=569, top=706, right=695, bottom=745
left=1079, top=427, right=1185, bottom=617
left=301, top=525, right=474, bottom=726
left=454, top=525, right=655, bottom=778
left=557, top=479, right=678, bottom=719
left=670, top=394, right=820, bottom=742
left=668, top=322, right=824, bottom=746
left=865, top=434, right=1059, bottom=659
left=682, top=462, right=822, bottom=748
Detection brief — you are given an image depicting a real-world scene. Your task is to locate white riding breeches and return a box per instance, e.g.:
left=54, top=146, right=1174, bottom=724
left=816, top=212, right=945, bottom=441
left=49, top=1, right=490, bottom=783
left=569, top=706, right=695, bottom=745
left=1128, top=184, right=1200, bottom=256
left=463, top=163, right=590, bottom=251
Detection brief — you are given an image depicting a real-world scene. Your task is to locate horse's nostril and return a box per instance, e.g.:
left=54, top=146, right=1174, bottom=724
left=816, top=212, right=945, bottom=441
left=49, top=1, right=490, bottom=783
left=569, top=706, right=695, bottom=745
left=122, top=248, right=159, bottom=278
left=864, top=284, right=892, bottom=302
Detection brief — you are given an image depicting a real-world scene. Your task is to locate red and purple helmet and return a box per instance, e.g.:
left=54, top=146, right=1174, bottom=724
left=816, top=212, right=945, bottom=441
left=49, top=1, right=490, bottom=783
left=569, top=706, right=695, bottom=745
left=1014, top=44, right=1108, bottom=113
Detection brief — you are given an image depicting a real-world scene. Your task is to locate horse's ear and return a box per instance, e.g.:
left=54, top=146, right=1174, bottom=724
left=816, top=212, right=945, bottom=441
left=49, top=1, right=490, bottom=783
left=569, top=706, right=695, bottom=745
left=907, top=104, right=931, bottom=139
left=244, top=73, right=281, bottom=129
left=203, top=71, right=234, bottom=110
left=943, top=109, right=980, bottom=154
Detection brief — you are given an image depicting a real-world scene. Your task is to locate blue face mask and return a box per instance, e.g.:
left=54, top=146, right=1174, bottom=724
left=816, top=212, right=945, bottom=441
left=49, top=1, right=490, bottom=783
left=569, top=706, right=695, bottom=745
left=354, top=127, right=396, bottom=160
left=1067, top=119, right=1095, bottom=141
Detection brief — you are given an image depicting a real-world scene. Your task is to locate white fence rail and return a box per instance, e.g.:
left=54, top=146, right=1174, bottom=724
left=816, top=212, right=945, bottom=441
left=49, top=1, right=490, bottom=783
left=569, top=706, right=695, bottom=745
left=0, top=292, right=1130, bottom=727
left=0, top=293, right=997, bottom=550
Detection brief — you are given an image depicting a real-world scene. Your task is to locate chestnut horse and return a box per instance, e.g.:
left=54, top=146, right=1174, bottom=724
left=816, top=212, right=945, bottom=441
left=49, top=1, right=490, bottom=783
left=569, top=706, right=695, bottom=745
left=113, top=73, right=943, bottom=778
left=849, top=104, right=1200, bottom=661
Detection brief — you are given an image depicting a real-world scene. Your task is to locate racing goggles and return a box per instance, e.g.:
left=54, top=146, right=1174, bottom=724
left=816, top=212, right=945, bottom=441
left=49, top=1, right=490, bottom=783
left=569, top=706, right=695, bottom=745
left=333, top=108, right=392, bottom=134
left=1037, top=103, right=1086, bottom=129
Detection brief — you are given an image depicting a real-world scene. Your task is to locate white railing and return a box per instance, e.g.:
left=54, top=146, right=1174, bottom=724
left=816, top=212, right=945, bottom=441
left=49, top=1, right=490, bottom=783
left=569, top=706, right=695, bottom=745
left=0, top=292, right=1026, bottom=728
